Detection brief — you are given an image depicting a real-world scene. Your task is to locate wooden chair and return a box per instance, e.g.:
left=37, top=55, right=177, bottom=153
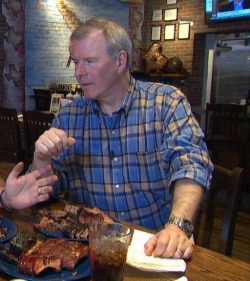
left=33, top=89, right=52, bottom=111
left=0, top=107, right=24, bottom=164
left=195, top=164, right=244, bottom=256
left=204, top=103, right=248, bottom=168
left=22, top=110, right=54, bottom=167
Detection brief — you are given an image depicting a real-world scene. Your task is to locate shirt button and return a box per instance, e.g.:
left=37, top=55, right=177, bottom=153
left=112, top=130, right=115, bottom=134
left=115, top=184, right=120, bottom=189
left=121, top=212, right=125, bottom=216
left=114, top=157, right=118, bottom=161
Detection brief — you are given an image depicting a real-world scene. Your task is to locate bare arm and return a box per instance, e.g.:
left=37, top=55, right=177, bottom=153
left=170, top=178, right=204, bottom=222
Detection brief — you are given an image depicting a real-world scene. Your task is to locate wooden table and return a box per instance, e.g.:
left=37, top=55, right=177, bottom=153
left=0, top=198, right=249, bottom=281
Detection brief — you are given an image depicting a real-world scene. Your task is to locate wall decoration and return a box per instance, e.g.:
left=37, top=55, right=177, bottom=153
left=164, top=8, right=178, bottom=21
left=151, top=25, right=162, bottom=41
left=50, top=93, right=62, bottom=114
left=164, top=24, right=175, bottom=40
left=178, top=23, right=190, bottom=39
left=152, top=9, right=163, bottom=21
left=143, top=43, right=168, bottom=72
left=166, top=0, right=177, bottom=5
left=2, top=0, right=25, bottom=110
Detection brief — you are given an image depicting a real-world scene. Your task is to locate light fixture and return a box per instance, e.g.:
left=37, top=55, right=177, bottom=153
left=216, top=34, right=249, bottom=55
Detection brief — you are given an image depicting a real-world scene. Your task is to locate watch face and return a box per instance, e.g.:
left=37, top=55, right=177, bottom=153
left=182, top=219, right=194, bottom=234
left=167, top=217, right=194, bottom=238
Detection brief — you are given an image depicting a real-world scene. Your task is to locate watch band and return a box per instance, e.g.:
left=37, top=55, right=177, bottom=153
left=166, top=217, right=194, bottom=238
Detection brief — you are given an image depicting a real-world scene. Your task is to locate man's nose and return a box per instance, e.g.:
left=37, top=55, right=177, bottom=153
left=75, top=63, right=88, bottom=76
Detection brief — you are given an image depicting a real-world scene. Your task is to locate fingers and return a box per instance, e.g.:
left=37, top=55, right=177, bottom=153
left=68, top=137, right=76, bottom=146
left=37, top=185, right=53, bottom=197
left=37, top=174, right=58, bottom=187
left=35, top=128, right=76, bottom=158
left=30, top=165, right=53, bottom=179
left=144, top=227, right=194, bottom=259
left=144, top=235, right=158, bottom=256
left=174, top=244, right=193, bottom=259
left=8, top=162, right=24, bottom=180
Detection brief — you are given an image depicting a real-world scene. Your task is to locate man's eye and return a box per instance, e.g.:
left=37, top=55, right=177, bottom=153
left=86, top=60, right=94, bottom=64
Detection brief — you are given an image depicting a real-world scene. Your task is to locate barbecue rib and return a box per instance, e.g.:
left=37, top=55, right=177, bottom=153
left=18, top=254, right=61, bottom=276
left=18, top=238, right=89, bottom=276
left=34, top=204, right=114, bottom=239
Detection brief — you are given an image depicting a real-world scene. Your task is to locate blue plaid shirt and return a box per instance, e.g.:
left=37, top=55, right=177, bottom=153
left=51, top=76, right=213, bottom=230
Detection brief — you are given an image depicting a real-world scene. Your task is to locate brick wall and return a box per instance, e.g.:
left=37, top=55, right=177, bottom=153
left=0, top=0, right=129, bottom=110
left=1, top=0, right=250, bottom=109
left=25, top=0, right=129, bottom=110
left=142, top=0, right=250, bottom=106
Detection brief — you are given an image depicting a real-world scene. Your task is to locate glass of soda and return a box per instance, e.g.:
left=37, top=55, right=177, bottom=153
left=88, top=222, right=131, bottom=281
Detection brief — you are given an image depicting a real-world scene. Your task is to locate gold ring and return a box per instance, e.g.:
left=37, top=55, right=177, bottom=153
left=38, top=187, right=42, bottom=196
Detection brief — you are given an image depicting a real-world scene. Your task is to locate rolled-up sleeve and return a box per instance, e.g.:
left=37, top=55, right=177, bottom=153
left=160, top=90, right=213, bottom=191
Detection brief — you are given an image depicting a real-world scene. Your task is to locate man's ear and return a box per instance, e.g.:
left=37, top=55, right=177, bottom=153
left=117, top=50, right=128, bottom=74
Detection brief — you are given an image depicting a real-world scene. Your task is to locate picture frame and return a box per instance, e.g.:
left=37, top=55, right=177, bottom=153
left=152, top=9, right=163, bottom=21
left=164, top=8, right=178, bottom=21
left=151, top=25, right=162, bottom=41
left=164, top=24, right=175, bottom=40
left=50, top=93, right=62, bottom=113
left=166, top=0, right=177, bottom=5
left=178, top=23, right=190, bottom=40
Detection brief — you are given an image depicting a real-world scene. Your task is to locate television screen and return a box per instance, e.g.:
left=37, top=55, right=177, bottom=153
left=205, top=0, right=250, bottom=23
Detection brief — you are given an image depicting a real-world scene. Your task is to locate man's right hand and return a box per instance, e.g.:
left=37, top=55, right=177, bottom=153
left=34, top=128, right=76, bottom=161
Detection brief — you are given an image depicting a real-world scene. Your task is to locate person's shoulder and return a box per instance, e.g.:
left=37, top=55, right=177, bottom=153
left=57, top=96, right=91, bottom=116
left=136, top=80, right=185, bottom=99
left=136, top=79, right=172, bottom=93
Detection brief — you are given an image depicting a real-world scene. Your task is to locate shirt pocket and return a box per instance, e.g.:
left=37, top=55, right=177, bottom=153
left=125, top=149, right=169, bottom=191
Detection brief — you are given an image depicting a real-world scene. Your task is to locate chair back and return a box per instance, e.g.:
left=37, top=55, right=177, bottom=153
left=195, top=164, right=244, bottom=256
left=0, top=107, right=24, bottom=163
left=205, top=103, right=247, bottom=143
left=33, top=89, right=52, bottom=111
left=22, top=110, right=54, bottom=165
left=204, top=103, right=248, bottom=166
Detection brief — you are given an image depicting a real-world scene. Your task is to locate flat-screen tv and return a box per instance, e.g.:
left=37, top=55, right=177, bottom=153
left=205, top=0, right=250, bottom=23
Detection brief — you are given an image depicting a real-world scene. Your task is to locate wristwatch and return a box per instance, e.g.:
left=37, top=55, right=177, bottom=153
left=166, top=217, right=194, bottom=238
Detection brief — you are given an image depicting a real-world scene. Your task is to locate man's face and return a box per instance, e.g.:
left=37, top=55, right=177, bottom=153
left=70, top=31, right=120, bottom=101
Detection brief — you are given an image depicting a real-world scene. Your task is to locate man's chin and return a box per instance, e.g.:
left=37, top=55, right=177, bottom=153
left=83, top=92, right=97, bottom=99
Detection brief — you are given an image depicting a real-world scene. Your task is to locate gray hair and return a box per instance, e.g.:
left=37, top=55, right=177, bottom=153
left=70, top=17, right=132, bottom=68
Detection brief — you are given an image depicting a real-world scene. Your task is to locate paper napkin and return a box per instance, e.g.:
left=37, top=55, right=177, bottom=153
left=126, top=229, right=186, bottom=272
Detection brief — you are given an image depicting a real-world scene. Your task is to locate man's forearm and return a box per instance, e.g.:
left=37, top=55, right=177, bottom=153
left=30, top=152, right=54, bottom=177
left=170, top=179, right=205, bottom=224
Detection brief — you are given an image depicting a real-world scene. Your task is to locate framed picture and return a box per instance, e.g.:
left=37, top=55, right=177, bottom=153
left=178, top=23, right=190, bottom=40
left=164, top=24, right=175, bottom=40
left=151, top=25, right=162, bottom=41
left=50, top=93, right=62, bottom=113
left=166, top=0, right=177, bottom=5
left=164, top=8, right=178, bottom=21
left=152, top=9, right=163, bottom=21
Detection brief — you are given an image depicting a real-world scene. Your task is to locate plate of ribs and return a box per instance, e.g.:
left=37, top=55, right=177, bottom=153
left=33, top=203, right=114, bottom=241
left=0, top=217, right=18, bottom=243
left=0, top=231, right=91, bottom=280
